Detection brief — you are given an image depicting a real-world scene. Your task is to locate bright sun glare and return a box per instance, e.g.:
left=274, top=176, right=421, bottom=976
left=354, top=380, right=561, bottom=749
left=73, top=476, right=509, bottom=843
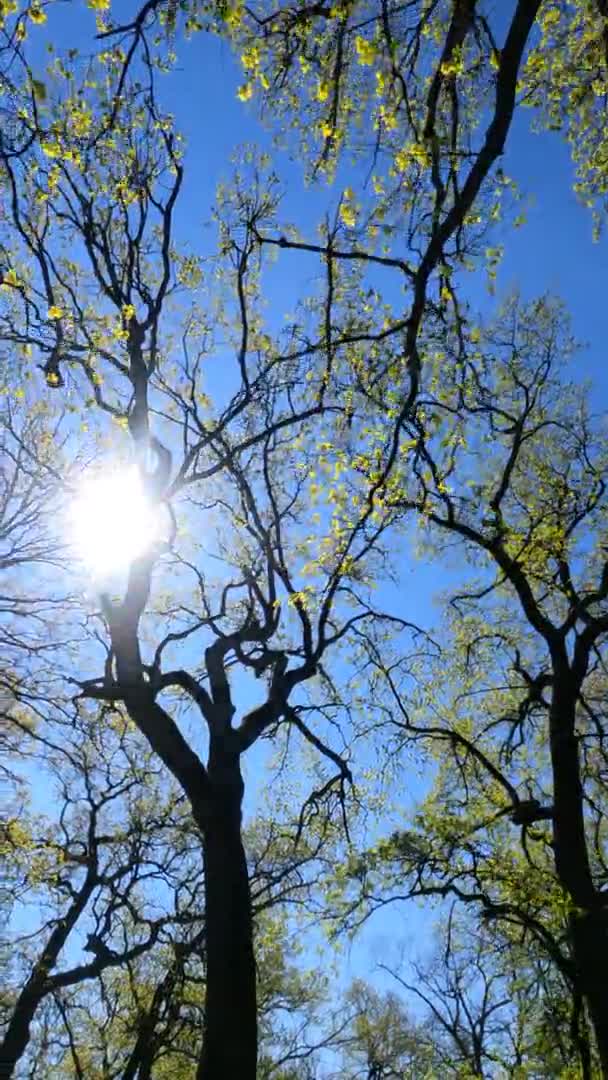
left=69, top=465, right=162, bottom=577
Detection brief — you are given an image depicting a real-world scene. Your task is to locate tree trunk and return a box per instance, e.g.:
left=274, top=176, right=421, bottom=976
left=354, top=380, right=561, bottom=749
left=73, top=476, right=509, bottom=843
left=0, top=870, right=96, bottom=1078
left=549, top=670, right=608, bottom=1076
left=197, top=755, right=257, bottom=1080
left=571, top=909, right=608, bottom=1078
left=0, top=987, right=46, bottom=1079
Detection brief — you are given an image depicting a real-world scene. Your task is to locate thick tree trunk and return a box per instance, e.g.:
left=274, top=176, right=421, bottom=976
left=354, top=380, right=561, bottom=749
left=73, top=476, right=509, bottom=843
left=549, top=670, right=608, bottom=1076
left=116, top=666, right=258, bottom=1078
left=0, top=987, right=45, bottom=1079
left=197, top=755, right=257, bottom=1080
left=571, top=909, right=608, bottom=1078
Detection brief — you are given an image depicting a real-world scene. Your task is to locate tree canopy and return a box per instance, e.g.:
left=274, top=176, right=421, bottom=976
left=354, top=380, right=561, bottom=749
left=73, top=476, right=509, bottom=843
left=1, top=2, right=607, bottom=1078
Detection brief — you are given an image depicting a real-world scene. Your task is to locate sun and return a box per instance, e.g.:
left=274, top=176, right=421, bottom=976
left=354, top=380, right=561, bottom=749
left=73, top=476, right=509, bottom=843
left=69, top=464, right=162, bottom=578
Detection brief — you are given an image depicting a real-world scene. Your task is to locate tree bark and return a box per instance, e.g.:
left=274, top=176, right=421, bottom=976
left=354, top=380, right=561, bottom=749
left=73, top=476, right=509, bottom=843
left=111, top=643, right=258, bottom=1079
left=197, top=752, right=256, bottom=1080
left=549, top=669, right=608, bottom=1076
left=0, top=870, right=96, bottom=1078
left=571, top=909, right=608, bottom=1078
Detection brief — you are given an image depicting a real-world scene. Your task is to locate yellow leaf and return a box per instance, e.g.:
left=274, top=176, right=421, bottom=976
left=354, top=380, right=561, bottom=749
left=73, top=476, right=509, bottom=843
left=1, top=269, right=20, bottom=289
left=237, top=82, right=253, bottom=102
left=355, top=36, right=376, bottom=66
left=339, top=203, right=357, bottom=228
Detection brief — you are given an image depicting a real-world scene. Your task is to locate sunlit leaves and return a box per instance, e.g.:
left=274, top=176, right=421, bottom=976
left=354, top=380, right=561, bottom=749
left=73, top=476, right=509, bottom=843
left=521, top=0, right=608, bottom=235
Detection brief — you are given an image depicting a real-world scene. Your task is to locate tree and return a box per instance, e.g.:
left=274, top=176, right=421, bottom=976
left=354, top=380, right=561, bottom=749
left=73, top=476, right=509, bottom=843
left=98, top=0, right=552, bottom=468
left=333, top=907, right=596, bottom=1078
left=0, top=2, right=47, bottom=165
left=341, top=295, right=608, bottom=1073
left=0, top=24, right=416, bottom=1077
left=0, top=398, right=69, bottom=705
left=0, top=382, right=371, bottom=1080
left=1, top=2, right=607, bottom=1076
left=222, top=0, right=544, bottom=449
left=337, top=978, right=438, bottom=1079
left=2, top=621, right=345, bottom=1079
left=1, top=702, right=203, bottom=1077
